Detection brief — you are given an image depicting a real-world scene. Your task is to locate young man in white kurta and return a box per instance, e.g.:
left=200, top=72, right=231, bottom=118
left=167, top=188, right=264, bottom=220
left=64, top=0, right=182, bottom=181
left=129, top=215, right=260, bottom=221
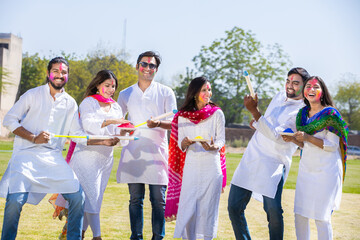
left=0, top=57, right=119, bottom=240
left=228, top=68, right=310, bottom=240
left=117, top=51, right=177, bottom=240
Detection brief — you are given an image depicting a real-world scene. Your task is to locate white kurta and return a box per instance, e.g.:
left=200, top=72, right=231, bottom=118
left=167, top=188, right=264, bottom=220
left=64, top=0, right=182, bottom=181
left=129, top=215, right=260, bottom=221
left=231, top=91, right=304, bottom=199
left=174, top=110, right=225, bottom=239
left=116, top=81, right=177, bottom=185
left=69, top=97, right=124, bottom=213
left=0, top=84, right=86, bottom=205
left=295, top=130, right=342, bottom=221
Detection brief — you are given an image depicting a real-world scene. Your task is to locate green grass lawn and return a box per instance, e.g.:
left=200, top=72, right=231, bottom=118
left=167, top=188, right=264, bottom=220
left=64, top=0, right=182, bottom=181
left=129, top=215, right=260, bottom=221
left=0, top=141, right=359, bottom=239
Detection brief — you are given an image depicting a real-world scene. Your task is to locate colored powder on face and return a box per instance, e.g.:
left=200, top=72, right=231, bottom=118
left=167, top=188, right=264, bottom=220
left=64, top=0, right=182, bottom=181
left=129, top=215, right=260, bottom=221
left=59, top=63, right=63, bottom=71
left=147, top=57, right=151, bottom=63
left=139, top=66, right=144, bottom=73
left=206, top=83, right=211, bottom=89
left=295, top=86, right=302, bottom=96
left=290, top=75, right=294, bottom=80
left=308, top=79, right=318, bottom=86
left=63, top=74, right=68, bottom=83
left=49, top=72, right=55, bottom=81
left=198, top=94, right=204, bottom=102
left=315, top=89, right=322, bottom=101
left=101, top=87, right=105, bottom=95
left=304, top=79, right=322, bottom=101
left=199, top=92, right=207, bottom=103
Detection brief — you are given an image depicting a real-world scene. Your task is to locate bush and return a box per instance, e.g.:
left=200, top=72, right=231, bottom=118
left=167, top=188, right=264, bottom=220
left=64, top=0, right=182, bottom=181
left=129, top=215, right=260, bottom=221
left=227, top=138, right=249, bottom=148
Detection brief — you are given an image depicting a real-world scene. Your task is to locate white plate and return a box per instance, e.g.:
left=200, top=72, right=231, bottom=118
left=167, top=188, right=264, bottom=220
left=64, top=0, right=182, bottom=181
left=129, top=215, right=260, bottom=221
left=280, top=132, right=295, bottom=136
left=118, top=127, right=136, bottom=131
left=190, top=138, right=210, bottom=142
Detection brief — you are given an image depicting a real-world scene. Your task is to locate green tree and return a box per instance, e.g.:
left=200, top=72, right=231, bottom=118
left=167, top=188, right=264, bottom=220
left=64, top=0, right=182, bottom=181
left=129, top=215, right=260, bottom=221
left=65, top=58, right=93, bottom=103
left=18, top=53, right=48, bottom=98
left=334, top=73, right=360, bottom=130
left=87, top=53, right=137, bottom=101
left=176, top=27, right=291, bottom=124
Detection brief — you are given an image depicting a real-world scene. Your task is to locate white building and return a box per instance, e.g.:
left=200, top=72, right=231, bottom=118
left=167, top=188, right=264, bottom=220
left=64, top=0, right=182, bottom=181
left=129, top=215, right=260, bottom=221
left=0, top=33, right=23, bottom=137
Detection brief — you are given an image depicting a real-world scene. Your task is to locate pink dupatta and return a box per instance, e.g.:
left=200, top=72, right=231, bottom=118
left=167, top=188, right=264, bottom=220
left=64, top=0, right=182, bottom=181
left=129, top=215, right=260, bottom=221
left=164, top=104, right=226, bottom=221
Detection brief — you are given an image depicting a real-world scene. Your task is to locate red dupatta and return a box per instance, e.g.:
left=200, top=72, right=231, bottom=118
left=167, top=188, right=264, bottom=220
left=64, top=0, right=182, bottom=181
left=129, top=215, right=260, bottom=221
left=164, top=104, right=226, bottom=221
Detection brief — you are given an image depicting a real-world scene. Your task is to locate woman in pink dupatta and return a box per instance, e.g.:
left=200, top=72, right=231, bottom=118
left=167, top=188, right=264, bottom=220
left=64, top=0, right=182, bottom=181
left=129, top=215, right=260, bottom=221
left=165, top=77, right=226, bottom=240
left=51, top=70, right=129, bottom=240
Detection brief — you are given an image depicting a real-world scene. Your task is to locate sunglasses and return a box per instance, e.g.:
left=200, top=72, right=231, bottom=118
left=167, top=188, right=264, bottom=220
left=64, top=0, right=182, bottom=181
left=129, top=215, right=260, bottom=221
left=139, top=62, right=157, bottom=70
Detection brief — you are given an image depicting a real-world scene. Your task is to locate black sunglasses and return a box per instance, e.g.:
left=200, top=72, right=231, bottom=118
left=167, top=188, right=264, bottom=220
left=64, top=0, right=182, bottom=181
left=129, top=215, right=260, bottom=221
left=139, top=62, right=157, bottom=70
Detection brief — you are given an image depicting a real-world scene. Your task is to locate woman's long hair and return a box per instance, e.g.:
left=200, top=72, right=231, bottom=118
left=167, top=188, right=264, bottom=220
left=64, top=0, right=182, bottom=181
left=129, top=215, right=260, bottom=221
left=180, top=76, right=217, bottom=111
left=302, top=76, right=334, bottom=107
left=83, top=70, right=118, bottom=99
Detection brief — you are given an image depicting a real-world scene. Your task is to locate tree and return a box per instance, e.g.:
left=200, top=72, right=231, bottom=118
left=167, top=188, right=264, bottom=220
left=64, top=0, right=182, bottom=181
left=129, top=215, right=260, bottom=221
left=175, top=27, right=291, bottom=124
left=17, top=53, right=48, bottom=98
left=334, top=73, right=360, bottom=130
left=87, top=54, right=137, bottom=101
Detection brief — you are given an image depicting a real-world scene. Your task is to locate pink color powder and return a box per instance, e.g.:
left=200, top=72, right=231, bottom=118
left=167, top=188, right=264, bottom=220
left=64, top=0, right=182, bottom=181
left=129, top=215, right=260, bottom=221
left=49, top=72, right=55, bottom=81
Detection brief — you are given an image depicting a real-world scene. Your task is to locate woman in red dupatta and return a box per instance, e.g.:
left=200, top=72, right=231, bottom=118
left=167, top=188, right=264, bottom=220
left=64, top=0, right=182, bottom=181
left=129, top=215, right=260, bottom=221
left=165, top=77, right=226, bottom=239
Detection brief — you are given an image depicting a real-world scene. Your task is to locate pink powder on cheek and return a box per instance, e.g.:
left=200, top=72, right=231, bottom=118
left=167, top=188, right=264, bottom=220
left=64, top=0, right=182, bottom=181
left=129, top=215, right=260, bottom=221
left=49, top=72, right=55, bottom=81
left=63, top=74, right=68, bottom=83
left=139, top=66, right=144, bottom=73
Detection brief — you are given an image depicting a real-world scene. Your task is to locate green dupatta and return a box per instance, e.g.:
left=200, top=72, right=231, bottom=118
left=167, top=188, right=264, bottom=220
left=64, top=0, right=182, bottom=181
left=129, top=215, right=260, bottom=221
left=296, top=106, right=349, bottom=180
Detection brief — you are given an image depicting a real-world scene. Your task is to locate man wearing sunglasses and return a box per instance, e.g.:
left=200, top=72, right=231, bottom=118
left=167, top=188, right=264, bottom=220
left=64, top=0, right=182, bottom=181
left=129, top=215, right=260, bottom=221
left=117, top=51, right=177, bottom=240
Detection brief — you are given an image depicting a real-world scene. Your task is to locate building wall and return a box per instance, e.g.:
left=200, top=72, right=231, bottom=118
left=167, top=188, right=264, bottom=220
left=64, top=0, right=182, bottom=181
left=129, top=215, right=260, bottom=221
left=0, top=33, right=23, bottom=137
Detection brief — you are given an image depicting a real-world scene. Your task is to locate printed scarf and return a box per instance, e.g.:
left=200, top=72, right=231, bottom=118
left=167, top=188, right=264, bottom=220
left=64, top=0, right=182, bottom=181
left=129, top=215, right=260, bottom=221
left=164, top=104, right=226, bottom=221
left=296, top=106, right=349, bottom=180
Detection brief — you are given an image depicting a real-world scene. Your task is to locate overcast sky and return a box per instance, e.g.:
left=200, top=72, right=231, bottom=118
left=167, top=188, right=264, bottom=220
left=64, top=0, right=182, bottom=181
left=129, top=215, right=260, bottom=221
left=1, top=0, right=359, bottom=90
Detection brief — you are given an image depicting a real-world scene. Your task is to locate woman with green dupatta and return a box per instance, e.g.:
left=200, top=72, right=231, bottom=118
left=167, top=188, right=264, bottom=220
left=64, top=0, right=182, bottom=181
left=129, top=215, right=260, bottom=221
left=283, top=76, right=348, bottom=240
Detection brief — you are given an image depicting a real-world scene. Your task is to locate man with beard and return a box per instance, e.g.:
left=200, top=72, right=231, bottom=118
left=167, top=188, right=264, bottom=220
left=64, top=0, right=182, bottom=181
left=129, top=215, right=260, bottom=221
left=228, top=68, right=310, bottom=240
left=117, top=51, right=177, bottom=240
left=0, top=57, right=119, bottom=240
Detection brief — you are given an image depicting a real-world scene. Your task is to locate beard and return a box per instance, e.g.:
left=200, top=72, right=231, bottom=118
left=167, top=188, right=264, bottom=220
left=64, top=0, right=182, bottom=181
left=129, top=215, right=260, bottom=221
left=286, top=88, right=301, bottom=99
left=48, top=77, right=66, bottom=90
left=286, top=92, right=296, bottom=98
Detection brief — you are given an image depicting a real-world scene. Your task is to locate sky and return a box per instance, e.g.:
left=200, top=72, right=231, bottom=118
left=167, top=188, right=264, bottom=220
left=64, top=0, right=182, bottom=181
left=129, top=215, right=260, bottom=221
left=1, top=0, right=359, bottom=90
